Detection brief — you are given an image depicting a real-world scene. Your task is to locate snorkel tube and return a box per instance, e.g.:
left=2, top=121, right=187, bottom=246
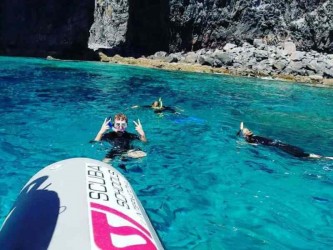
left=236, top=121, right=244, bottom=136
left=158, top=97, right=163, bottom=109
left=107, top=117, right=127, bottom=132
left=107, top=117, right=119, bottom=132
left=107, top=116, right=113, bottom=128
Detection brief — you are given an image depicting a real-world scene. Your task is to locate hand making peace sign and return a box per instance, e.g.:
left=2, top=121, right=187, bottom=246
left=133, top=119, right=147, bottom=142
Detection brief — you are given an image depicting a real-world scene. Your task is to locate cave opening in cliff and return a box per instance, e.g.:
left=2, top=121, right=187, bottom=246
left=0, top=0, right=96, bottom=59
left=126, top=0, right=169, bottom=56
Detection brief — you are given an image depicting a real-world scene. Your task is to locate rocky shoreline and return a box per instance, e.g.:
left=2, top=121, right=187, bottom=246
left=96, top=39, right=333, bottom=86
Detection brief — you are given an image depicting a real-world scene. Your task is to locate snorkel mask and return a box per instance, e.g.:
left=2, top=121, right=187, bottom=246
left=107, top=117, right=127, bottom=132
left=113, top=120, right=128, bottom=132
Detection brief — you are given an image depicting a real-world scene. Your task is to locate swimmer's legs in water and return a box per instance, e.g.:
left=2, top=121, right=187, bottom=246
left=125, top=150, right=147, bottom=158
left=102, top=150, right=146, bottom=172
left=308, top=153, right=322, bottom=159
left=306, top=154, right=333, bottom=160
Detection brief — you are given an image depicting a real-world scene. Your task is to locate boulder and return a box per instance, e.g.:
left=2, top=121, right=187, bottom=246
left=255, top=50, right=269, bottom=60
left=324, top=68, right=333, bottom=78
left=305, top=69, right=316, bottom=76
left=223, top=43, right=237, bottom=51
left=246, top=58, right=258, bottom=68
left=183, top=52, right=198, bottom=64
left=284, top=61, right=306, bottom=75
left=253, top=60, right=273, bottom=75
left=153, top=51, right=167, bottom=58
left=273, top=59, right=288, bottom=71
left=213, top=59, right=223, bottom=67
left=253, top=38, right=265, bottom=48
left=213, top=51, right=233, bottom=65
left=275, top=48, right=289, bottom=59
left=301, top=57, right=312, bottom=65
left=290, top=51, right=305, bottom=61
left=306, top=60, right=327, bottom=74
left=325, top=59, right=333, bottom=69
left=163, top=56, right=178, bottom=63
left=283, top=42, right=296, bottom=55
left=167, top=52, right=183, bottom=63
left=198, top=55, right=214, bottom=66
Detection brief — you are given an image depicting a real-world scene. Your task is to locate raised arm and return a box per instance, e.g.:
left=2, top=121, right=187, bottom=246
left=133, top=119, right=147, bottom=142
left=94, top=118, right=111, bottom=141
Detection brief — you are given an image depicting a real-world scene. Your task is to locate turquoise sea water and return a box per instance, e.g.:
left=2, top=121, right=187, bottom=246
left=0, top=56, right=333, bottom=249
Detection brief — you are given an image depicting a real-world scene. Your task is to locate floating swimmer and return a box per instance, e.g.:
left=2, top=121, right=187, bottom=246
left=238, top=122, right=333, bottom=160
left=92, top=113, right=147, bottom=165
left=132, top=97, right=181, bottom=114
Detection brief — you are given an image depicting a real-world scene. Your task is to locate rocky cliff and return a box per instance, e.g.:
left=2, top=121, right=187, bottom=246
left=177, top=0, right=332, bottom=53
left=89, top=0, right=170, bottom=55
left=0, top=0, right=332, bottom=58
left=90, top=0, right=333, bottom=55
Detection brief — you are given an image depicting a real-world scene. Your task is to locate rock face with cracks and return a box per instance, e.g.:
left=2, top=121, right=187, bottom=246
left=90, top=0, right=333, bottom=55
left=0, top=0, right=332, bottom=58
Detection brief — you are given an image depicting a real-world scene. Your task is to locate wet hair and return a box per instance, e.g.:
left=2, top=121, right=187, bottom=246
left=151, top=101, right=159, bottom=107
left=114, top=113, right=128, bottom=122
left=242, top=128, right=253, bottom=136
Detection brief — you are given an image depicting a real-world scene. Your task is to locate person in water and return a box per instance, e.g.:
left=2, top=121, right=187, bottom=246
left=238, top=122, right=333, bottom=159
left=93, top=113, right=147, bottom=163
left=132, top=97, right=179, bottom=114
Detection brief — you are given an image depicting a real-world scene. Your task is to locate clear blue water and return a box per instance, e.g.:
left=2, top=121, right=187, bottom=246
left=1, top=56, right=333, bottom=249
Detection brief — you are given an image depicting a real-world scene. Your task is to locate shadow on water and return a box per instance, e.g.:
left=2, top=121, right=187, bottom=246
left=0, top=176, right=59, bottom=250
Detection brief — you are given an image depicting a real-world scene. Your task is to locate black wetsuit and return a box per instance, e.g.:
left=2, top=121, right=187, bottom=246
left=153, top=106, right=177, bottom=114
left=245, top=135, right=310, bottom=158
left=101, top=131, right=140, bottom=159
left=142, top=105, right=177, bottom=114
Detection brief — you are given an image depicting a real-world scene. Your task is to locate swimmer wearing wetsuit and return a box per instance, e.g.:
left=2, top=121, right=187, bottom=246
left=93, top=113, right=147, bottom=163
left=101, top=130, right=141, bottom=159
left=239, top=122, right=333, bottom=159
left=132, top=97, right=179, bottom=114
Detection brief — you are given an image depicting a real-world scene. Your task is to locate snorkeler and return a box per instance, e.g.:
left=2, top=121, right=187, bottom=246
left=238, top=122, right=333, bottom=160
left=93, top=113, right=147, bottom=164
left=132, top=97, right=179, bottom=114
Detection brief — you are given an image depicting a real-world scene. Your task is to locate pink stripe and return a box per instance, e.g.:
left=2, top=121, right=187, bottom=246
left=91, top=202, right=152, bottom=238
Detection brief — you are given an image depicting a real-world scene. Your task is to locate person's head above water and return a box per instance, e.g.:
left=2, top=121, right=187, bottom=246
left=151, top=97, right=163, bottom=109
left=112, top=113, right=128, bottom=132
left=242, top=128, right=253, bottom=137
left=151, top=101, right=160, bottom=108
left=237, top=122, right=253, bottom=137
